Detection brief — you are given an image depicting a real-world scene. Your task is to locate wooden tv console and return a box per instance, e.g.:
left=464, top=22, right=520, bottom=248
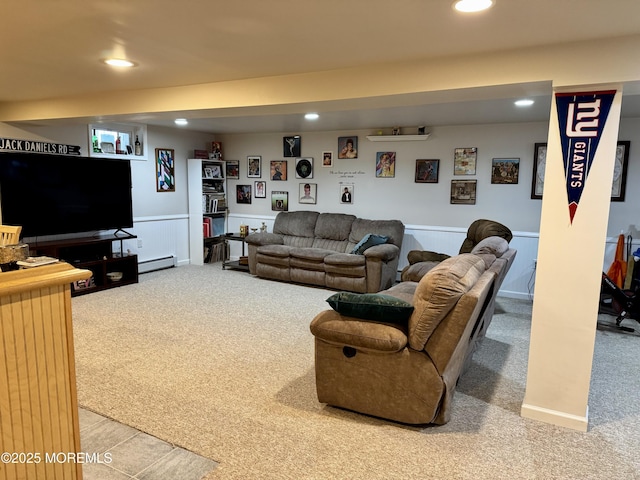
left=31, top=234, right=138, bottom=296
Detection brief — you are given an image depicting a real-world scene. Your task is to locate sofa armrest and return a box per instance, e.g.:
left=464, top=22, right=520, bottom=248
left=363, top=243, right=399, bottom=262
left=310, top=310, right=408, bottom=353
left=245, top=232, right=283, bottom=246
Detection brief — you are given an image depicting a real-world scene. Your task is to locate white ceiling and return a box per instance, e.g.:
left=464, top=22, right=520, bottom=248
left=2, top=0, right=640, bottom=134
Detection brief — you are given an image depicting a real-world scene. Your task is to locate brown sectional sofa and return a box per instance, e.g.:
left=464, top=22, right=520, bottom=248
left=245, top=211, right=405, bottom=293
left=309, top=237, right=516, bottom=425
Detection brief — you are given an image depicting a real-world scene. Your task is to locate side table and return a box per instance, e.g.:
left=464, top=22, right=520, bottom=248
left=222, top=234, right=250, bottom=271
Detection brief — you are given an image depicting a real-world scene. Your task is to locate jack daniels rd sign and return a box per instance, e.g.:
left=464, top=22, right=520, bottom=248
left=0, top=137, right=81, bottom=155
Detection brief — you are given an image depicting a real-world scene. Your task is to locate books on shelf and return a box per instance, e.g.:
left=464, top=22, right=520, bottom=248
left=202, top=193, right=226, bottom=213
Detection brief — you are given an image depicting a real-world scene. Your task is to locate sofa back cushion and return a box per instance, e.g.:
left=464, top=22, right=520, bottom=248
left=408, top=254, right=486, bottom=351
left=312, top=213, right=356, bottom=251
left=273, top=211, right=320, bottom=247
left=348, top=218, right=405, bottom=252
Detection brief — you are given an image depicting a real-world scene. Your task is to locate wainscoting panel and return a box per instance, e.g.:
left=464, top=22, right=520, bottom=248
left=128, top=215, right=189, bottom=270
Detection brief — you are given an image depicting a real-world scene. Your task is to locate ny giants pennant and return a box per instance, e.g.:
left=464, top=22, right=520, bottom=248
left=555, top=90, right=616, bottom=223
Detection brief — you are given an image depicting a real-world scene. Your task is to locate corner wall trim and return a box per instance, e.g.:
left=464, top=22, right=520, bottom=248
left=521, top=403, right=589, bottom=432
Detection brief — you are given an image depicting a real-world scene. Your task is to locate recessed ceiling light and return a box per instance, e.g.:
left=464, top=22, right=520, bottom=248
left=305, top=113, right=319, bottom=120
left=174, top=118, right=188, bottom=126
left=453, top=0, right=494, bottom=13
left=515, top=99, right=535, bottom=107
left=103, top=58, right=136, bottom=68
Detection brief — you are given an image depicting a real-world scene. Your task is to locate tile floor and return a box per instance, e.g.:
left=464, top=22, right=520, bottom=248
left=79, top=407, right=217, bottom=479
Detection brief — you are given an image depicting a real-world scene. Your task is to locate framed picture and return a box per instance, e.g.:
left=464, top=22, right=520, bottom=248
left=236, top=184, right=252, bottom=204
left=247, top=156, right=261, bottom=178
left=254, top=180, right=266, bottom=198
left=611, top=141, right=630, bottom=202
left=226, top=160, right=239, bottom=179
left=340, top=184, right=354, bottom=204
left=338, top=136, right=358, bottom=159
left=375, top=152, right=396, bottom=178
left=450, top=179, right=477, bottom=205
left=322, top=151, right=333, bottom=167
left=295, top=157, right=313, bottom=179
left=204, top=162, right=223, bottom=179
left=454, top=147, right=477, bottom=175
left=415, top=159, right=439, bottom=183
left=270, top=160, right=287, bottom=181
left=283, top=136, right=301, bottom=157
left=299, top=183, right=317, bottom=204
left=271, top=191, right=289, bottom=211
left=531, top=143, right=547, bottom=199
left=155, top=148, right=175, bottom=192
left=491, top=158, right=520, bottom=184
left=210, top=141, right=223, bottom=160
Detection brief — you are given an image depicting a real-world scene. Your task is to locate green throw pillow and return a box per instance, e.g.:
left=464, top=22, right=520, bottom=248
left=326, top=292, right=414, bottom=324
left=351, top=233, right=389, bottom=255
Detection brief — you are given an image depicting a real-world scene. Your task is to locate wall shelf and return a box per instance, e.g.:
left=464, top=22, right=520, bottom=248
left=366, top=134, right=430, bottom=142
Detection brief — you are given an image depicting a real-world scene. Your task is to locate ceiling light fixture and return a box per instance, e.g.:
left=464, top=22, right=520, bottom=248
left=453, top=0, right=494, bottom=13
left=174, top=118, right=188, bottom=126
left=305, top=113, right=319, bottom=120
left=515, top=99, right=535, bottom=107
left=103, top=58, right=136, bottom=68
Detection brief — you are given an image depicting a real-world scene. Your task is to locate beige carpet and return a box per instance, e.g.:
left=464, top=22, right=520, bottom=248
left=71, top=265, right=640, bottom=479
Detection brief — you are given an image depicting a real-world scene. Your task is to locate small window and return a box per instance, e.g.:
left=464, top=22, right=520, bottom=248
left=88, top=123, right=146, bottom=159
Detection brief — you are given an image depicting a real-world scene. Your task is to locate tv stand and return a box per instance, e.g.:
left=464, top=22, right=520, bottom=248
left=113, top=228, right=135, bottom=238
left=32, top=234, right=139, bottom=296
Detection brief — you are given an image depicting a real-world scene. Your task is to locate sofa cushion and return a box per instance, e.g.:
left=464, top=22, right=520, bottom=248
left=273, top=211, right=319, bottom=237
left=408, top=254, right=486, bottom=351
left=326, top=292, right=414, bottom=324
left=315, top=213, right=356, bottom=241
left=290, top=247, right=335, bottom=261
left=470, top=236, right=508, bottom=269
left=351, top=233, right=389, bottom=255
left=349, top=218, right=404, bottom=248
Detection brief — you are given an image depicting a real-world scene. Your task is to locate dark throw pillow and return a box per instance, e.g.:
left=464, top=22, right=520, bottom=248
left=326, top=292, right=414, bottom=324
left=351, top=233, right=389, bottom=255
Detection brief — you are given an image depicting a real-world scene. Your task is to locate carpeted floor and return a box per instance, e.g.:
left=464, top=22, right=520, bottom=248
left=71, top=265, right=640, bottom=479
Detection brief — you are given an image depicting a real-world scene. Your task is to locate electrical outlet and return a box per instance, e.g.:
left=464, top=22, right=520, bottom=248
left=137, top=239, right=143, bottom=248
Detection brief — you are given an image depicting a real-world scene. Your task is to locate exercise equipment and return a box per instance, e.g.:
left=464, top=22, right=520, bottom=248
left=599, top=271, right=640, bottom=333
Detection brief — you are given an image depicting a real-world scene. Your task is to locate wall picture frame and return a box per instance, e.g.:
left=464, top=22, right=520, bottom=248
left=491, top=158, right=520, bottom=184
left=340, top=184, right=354, bottom=204
left=322, top=151, right=333, bottom=167
left=611, top=141, right=630, bottom=202
left=247, top=155, right=261, bottom=178
left=415, top=159, right=439, bottom=183
left=531, top=143, right=547, bottom=199
left=225, top=160, right=239, bottom=179
left=299, top=182, right=317, bottom=204
left=295, top=157, right=313, bottom=179
left=338, top=136, right=358, bottom=159
left=270, top=160, right=287, bottom=181
left=375, top=152, right=396, bottom=178
left=155, top=148, right=175, bottom=192
left=271, top=191, right=289, bottom=211
left=450, top=179, right=477, bottom=205
left=454, top=147, right=477, bottom=175
left=254, top=180, right=266, bottom=198
left=283, top=136, right=301, bottom=157
left=236, top=184, right=252, bottom=204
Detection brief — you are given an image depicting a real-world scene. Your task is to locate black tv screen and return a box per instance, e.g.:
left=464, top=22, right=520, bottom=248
left=0, top=152, right=133, bottom=237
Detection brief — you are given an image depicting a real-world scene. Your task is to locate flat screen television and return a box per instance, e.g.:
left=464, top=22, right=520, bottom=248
left=0, top=152, right=133, bottom=238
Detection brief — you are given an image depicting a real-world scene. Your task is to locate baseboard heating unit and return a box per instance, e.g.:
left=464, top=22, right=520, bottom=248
left=138, top=255, right=177, bottom=273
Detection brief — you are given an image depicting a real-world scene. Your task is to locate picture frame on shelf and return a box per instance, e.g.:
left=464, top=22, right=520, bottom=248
left=295, top=157, right=313, bottom=179
left=531, top=143, right=547, bottom=199
left=155, top=148, right=175, bottom=192
left=454, top=147, right=477, bottom=175
left=271, top=191, right=289, bottom=211
left=254, top=180, right=266, bottom=198
left=611, top=141, right=630, bottom=202
left=375, top=152, right=395, bottom=178
left=338, top=136, right=358, bottom=159
left=236, top=185, right=252, bottom=204
left=283, top=136, right=301, bottom=157
left=491, top=158, right=520, bottom=184
left=299, top=183, right=317, bottom=204
left=226, top=160, right=239, bottom=179
left=270, top=160, right=287, bottom=181
left=322, top=151, right=333, bottom=167
left=450, top=179, right=477, bottom=205
left=210, top=141, right=223, bottom=160
left=415, top=159, right=439, bottom=183
left=247, top=156, right=261, bottom=178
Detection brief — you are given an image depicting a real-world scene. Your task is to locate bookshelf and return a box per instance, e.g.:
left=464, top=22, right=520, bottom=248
left=188, top=158, right=227, bottom=265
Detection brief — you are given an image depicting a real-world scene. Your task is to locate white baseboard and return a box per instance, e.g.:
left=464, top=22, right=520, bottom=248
left=139, top=255, right=177, bottom=273
left=521, top=403, right=589, bottom=432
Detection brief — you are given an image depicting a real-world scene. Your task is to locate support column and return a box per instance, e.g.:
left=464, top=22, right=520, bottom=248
left=521, top=85, right=623, bottom=431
